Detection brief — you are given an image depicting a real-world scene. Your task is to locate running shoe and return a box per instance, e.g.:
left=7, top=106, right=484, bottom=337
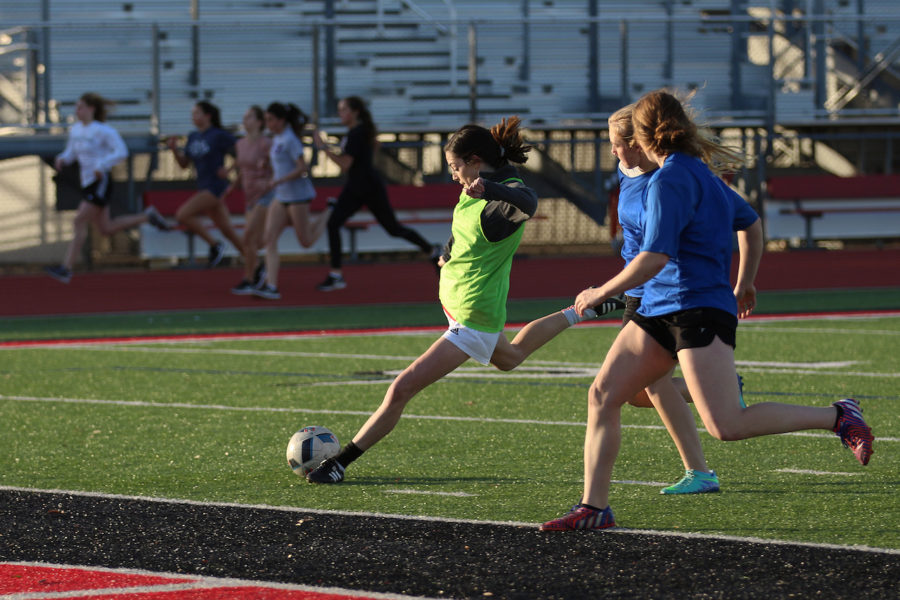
left=231, top=279, right=256, bottom=295
left=316, top=274, right=346, bottom=291
left=539, top=504, right=615, bottom=531
left=737, top=373, right=747, bottom=409
left=253, top=284, right=281, bottom=300
left=832, top=398, right=874, bottom=466
left=207, top=242, right=226, bottom=268
left=252, top=263, right=266, bottom=288
left=144, top=205, right=172, bottom=231
left=660, top=469, right=720, bottom=495
left=306, top=457, right=345, bottom=484
left=45, top=265, right=72, bottom=284
left=582, top=293, right=627, bottom=320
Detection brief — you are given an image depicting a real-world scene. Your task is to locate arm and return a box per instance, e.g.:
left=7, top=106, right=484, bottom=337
left=167, top=136, right=192, bottom=169
left=55, top=134, right=76, bottom=170
left=313, top=130, right=354, bottom=173
left=466, top=177, right=537, bottom=218
left=734, top=218, right=763, bottom=319
left=96, top=126, right=128, bottom=174
left=574, top=251, right=669, bottom=316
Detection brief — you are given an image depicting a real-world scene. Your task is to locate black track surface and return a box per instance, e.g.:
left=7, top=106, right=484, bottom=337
left=1, top=490, right=897, bottom=599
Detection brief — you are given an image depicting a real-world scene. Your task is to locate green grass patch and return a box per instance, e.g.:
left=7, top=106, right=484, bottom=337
left=1, top=313, right=897, bottom=549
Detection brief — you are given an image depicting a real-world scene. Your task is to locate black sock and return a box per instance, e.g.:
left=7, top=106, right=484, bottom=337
left=833, top=404, right=844, bottom=430
left=580, top=503, right=605, bottom=512
left=334, top=441, right=364, bottom=467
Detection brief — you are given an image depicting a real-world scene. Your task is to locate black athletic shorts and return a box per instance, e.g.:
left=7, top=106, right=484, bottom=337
left=82, top=175, right=112, bottom=207
left=630, top=306, right=737, bottom=359
left=622, top=294, right=642, bottom=326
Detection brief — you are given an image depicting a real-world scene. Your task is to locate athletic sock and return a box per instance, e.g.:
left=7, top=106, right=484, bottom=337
left=833, top=404, right=844, bottom=430
left=579, top=503, right=605, bottom=512
left=335, top=441, right=364, bottom=467
left=562, top=307, right=582, bottom=326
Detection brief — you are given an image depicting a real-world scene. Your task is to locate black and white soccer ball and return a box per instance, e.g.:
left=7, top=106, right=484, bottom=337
left=286, top=426, right=340, bottom=476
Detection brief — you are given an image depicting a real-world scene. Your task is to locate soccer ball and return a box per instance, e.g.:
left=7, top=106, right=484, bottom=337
left=286, top=426, right=340, bottom=476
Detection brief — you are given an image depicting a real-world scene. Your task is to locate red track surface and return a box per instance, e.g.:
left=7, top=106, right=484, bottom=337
left=3, top=249, right=899, bottom=317
left=0, top=563, right=394, bottom=599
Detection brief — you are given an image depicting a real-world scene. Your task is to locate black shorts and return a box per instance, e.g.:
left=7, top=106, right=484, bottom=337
left=622, top=294, right=643, bottom=326
left=82, top=175, right=112, bottom=207
left=630, top=307, right=737, bottom=359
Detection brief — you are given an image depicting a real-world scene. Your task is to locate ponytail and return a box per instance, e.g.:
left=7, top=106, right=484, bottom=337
left=444, top=115, right=532, bottom=168
left=267, top=102, right=309, bottom=137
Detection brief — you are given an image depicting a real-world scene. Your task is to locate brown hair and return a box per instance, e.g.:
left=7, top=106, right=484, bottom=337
left=632, top=90, right=746, bottom=174
left=79, top=92, right=114, bottom=122
left=444, top=115, right=532, bottom=168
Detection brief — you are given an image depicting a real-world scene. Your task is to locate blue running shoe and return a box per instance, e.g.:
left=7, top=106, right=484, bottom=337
left=660, top=469, right=720, bottom=495
left=540, top=504, right=615, bottom=531
left=832, top=398, right=874, bottom=466
left=737, top=373, right=746, bottom=409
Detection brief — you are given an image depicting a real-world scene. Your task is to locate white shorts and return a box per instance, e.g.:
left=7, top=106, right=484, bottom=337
left=442, top=309, right=502, bottom=366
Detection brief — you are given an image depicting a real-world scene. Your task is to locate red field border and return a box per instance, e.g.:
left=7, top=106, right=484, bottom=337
left=0, top=562, right=431, bottom=600
left=3, top=249, right=899, bottom=318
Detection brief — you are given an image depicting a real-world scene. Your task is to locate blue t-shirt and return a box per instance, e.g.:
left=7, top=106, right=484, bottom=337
left=638, top=153, right=759, bottom=318
left=185, top=127, right=236, bottom=196
left=616, top=164, right=656, bottom=298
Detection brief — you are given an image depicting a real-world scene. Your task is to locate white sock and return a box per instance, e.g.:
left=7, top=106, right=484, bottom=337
left=562, top=307, right=582, bottom=326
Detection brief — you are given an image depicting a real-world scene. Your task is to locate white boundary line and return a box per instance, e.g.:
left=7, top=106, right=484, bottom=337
left=1, top=394, right=897, bottom=442
left=1, top=486, right=896, bottom=556
left=0, top=560, right=438, bottom=600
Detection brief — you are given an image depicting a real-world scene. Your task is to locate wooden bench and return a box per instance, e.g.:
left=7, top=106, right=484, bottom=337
left=139, top=183, right=461, bottom=264
left=765, top=174, right=900, bottom=247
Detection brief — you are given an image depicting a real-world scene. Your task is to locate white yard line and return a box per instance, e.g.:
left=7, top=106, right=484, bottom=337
left=1, top=394, right=897, bottom=442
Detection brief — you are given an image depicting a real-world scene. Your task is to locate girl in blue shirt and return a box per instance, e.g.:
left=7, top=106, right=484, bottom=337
left=168, top=101, right=242, bottom=268
left=542, top=90, right=873, bottom=532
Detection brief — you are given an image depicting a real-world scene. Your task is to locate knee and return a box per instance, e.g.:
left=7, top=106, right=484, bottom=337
left=703, top=416, right=744, bottom=442
left=492, top=357, right=519, bottom=372
left=588, top=382, right=619, bottom=414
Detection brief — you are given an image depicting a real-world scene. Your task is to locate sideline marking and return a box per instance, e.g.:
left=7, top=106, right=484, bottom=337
left=1, top=486, right=896, bottom=556
left=776, top=468, right=864, bottom=476
left=2, top=394, right=897, bottom=442
left=2, top=309, right=898, bottom=350
left=384, top=489, right=477, bottom=497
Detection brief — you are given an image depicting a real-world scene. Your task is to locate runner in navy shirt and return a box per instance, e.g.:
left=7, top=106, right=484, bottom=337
left=168, top=101, right=242, bottom=268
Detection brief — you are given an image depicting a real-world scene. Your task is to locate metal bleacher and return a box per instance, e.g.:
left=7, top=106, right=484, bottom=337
left=1, top=1, right=899, bottom=135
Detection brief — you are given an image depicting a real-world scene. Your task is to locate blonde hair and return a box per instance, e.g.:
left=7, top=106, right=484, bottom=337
left=632, top=89, right=747, bottom=175
left=608, top=103, right=638, bottom=148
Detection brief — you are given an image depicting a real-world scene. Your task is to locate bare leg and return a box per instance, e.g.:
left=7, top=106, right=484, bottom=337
left=241, top=203, right=268, bottom=280
left=62, top=201, right=100, bottom=269
left=644, top=372, right=709, bottom=472
left=174, top=191, right=220, bottom=246
left=490, top=311, right=572, bottom=371
left=209, top=200, right=245, bottom=255
left=582, top=322, right=675, bottom=509
left=678, top=338, right=836, bottom=441
left=261, top=201, right=288, bottom=288
left=352, top=337, right=469, bottom=451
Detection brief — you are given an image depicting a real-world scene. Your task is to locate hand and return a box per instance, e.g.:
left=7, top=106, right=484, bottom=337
left=54, top=158, right=64, bottom=171
left=166, top=136, right=178, bottom=151
left=313, top=130, right=327, bottom=150
left=734, top=283, right=757, bottom=319
left=93, top=170, right=103, bottom=181
left=574, top=286, right=606, bottom=317
left=464, top=177, right=485, bottom=198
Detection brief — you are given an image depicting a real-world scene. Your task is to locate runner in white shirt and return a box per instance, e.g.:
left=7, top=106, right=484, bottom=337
left=46, top=92, right=170, bottom=283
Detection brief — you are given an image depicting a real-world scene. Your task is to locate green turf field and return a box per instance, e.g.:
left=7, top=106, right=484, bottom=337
left=0, top=295, right=897, bottom=550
